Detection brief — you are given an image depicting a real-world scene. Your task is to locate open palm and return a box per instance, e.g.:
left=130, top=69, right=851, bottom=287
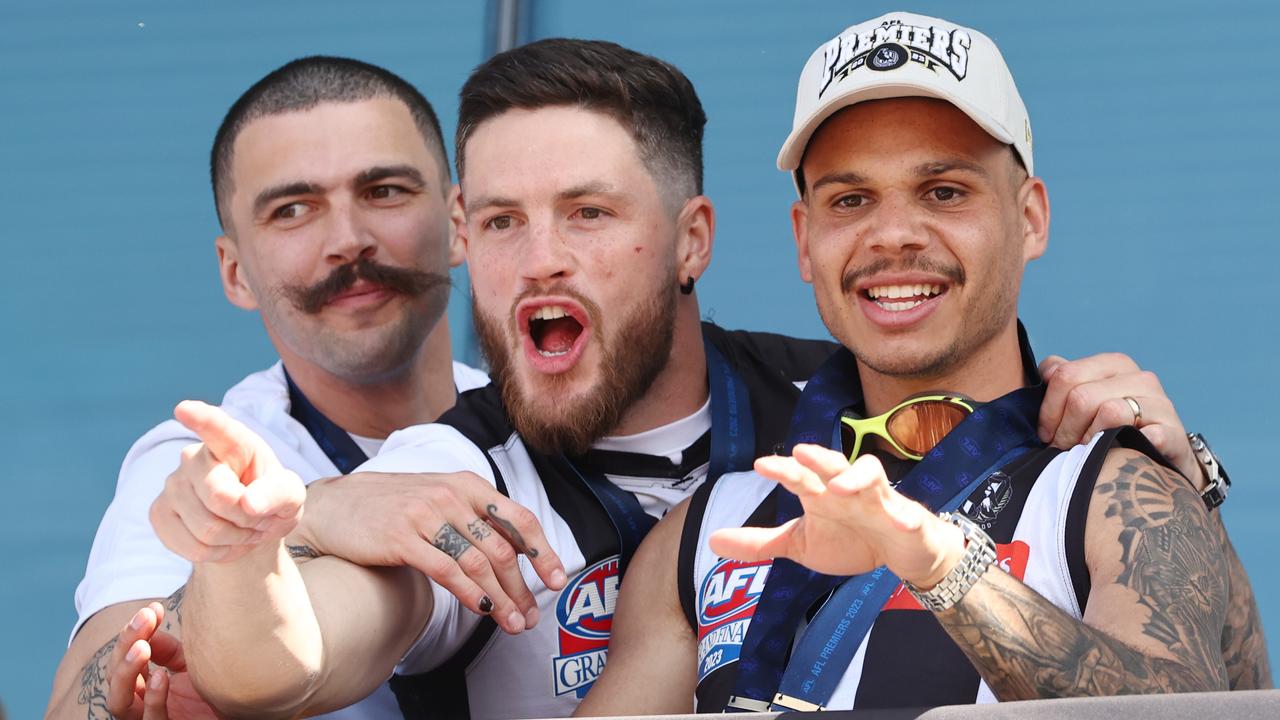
left=710, top=445, right=962, bottom=586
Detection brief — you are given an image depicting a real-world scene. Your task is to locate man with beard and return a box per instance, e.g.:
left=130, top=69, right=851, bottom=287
left=43, top=56, right=489, bottom=720
left=579, top=13, right=1269, bottom=715
left=141, top=39, right=1218, bottom=720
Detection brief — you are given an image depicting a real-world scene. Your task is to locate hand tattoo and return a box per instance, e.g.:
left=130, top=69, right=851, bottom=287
left=487, top=503, right=539, bottom=558
left=467, top=519, right=493, bottom=543
left=432, top=524, right=473, bottom=560
left=936, top=451, right=1229, bottom=699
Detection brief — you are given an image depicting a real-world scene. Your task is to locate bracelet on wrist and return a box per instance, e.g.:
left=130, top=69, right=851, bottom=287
left=904, top=512, right=996, bottom=612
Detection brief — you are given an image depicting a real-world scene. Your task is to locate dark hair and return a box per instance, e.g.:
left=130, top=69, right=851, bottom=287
left=210, top=56, right=448, bottom=229
left=456, top=39, right=706, bottom=203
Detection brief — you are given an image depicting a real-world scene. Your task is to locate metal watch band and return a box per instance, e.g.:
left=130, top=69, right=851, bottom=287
left=904, top=512, right=997, bottom=613
left=1187, top=432, right=1230, bottom=509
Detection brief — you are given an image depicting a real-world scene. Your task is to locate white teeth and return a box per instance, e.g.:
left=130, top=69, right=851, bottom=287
left=531, top=305, right=568, bottom=321
left=866, top=283, right=943, bottom=300
left=537, top=349, right=569, bottom=357
left=881, top=299, right=927, bottom=311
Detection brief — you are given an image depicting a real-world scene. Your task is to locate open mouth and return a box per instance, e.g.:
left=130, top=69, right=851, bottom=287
left=528, top=304, right=585, bottom=357
left=863, top=283, right=946, bottom=312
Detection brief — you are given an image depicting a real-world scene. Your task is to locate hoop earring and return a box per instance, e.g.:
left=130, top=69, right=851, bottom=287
left=680, top=276, right=696, bottom=295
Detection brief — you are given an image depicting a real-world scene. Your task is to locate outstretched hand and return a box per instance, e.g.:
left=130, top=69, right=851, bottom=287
left=150, top=400, right=306, bottom=563
left=709, top=445, right=964, bottom=588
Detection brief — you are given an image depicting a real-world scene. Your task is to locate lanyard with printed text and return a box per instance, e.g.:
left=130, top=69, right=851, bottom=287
left=729, top=348, right=1046, bottom=712
left=285, top=368, right=369, bottom=474
left=565, top=334, right=757, bottom=572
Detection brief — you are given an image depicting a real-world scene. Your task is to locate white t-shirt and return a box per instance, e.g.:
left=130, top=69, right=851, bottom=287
left=72, top=360, right=489, bottom=720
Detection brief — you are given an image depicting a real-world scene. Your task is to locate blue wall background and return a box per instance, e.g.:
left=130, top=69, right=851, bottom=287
left=2, top=1, right=1275, bottom=716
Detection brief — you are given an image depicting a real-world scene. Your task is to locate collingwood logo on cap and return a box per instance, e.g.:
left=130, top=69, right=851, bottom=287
left=818, top=18, right=973, bottom=98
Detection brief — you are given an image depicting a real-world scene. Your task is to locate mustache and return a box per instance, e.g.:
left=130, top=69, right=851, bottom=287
left=841, top=254, right=965, bottom=294
left=282, top=258, right=450, bottom=314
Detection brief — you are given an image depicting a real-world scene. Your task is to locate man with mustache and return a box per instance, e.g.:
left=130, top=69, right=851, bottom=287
left=44, top=56, right=489, bottom=720
left=141, top=39, right=1218, bottom=719
left=580, top=12, right=1268, bottom=714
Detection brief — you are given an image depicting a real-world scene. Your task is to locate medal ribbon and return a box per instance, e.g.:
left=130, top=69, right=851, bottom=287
left=730, top=346, right=1045, bottom=710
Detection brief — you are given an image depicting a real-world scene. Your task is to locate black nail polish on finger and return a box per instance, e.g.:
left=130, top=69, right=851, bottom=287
left=479, top=596, right=493, bottom=613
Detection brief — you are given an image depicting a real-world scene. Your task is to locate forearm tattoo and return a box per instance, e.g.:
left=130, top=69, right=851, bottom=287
left=76, top=586, right=186, bottom=718
left=467, top=519, right=493, bottom=543
left=486, top=503, right=539, bottom=558
left=287, top=543, right=322, bottom=560
left=432, top=524, right=473, bottom=560
left=76, top=636, right=116, bottom=718
left=936, top=454, right=1230, bottom=699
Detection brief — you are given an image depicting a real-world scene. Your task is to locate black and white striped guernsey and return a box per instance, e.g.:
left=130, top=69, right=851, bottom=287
left=358, top=323, right=835, bottom=719
left=679, top=426, right=1166, bottom=711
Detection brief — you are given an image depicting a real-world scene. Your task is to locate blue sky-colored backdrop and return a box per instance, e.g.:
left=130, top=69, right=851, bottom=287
left=2, top=2, right=1276, bottom=716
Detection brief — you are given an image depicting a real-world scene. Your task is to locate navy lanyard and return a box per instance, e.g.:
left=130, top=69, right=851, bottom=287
left=285, top=368, right=369, bottom=474
left=729, top=349, right=1045, bottom=711
left=565, top=335, right=756, bottom=572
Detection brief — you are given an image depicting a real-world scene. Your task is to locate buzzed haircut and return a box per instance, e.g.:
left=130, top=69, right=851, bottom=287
left=210, top=55, right=448, bottom=230
left=456, top=39, right=707, bottom=206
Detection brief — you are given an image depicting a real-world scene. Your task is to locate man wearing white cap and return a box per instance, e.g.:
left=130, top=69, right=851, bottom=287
left=580, top=12, right=1266, bottom=713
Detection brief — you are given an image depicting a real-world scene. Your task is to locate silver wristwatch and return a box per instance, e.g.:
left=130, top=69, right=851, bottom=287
left=904, top=512, right=997, bottom=612
left=1187, top=432, right=1231, bottom=509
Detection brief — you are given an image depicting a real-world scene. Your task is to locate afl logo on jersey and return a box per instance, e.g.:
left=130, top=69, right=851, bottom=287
left=698, top=558, right=770, bottom=625
left=553, top=555, right=620, bottom=698
left=696, top=559, right=771, bottom=680
left=555, top=555, right=619, bottom=640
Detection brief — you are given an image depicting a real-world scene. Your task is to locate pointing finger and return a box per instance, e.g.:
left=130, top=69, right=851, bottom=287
left=174, top=400, right=280, bottom=480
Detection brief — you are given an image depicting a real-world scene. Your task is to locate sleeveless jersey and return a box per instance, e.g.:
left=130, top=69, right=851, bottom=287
left=377, top=324, right=836, bottom=719
left=683, top=427, right=1162, bottom=711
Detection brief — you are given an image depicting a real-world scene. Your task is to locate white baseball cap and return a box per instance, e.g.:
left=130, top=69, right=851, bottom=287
left=778, top=12, right=1033, bottom=191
